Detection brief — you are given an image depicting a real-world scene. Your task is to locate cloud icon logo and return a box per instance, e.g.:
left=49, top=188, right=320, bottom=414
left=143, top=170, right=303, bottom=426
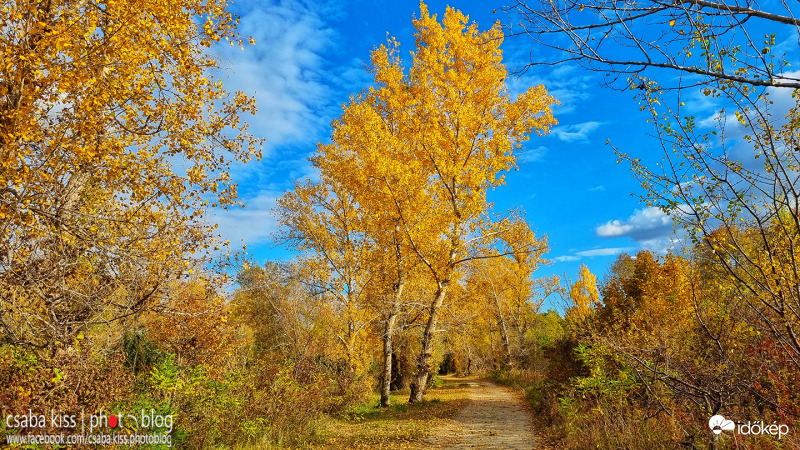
left=709, top=415, right=735, bottom=435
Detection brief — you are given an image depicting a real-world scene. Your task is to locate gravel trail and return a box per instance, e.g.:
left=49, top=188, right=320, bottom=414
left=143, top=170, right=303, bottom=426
left=426, top=379, right=538, bottom=449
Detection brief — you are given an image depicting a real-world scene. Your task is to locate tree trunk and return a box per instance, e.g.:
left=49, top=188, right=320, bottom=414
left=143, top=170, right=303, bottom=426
left=491, top=293, right=513, bottom=370
left=380, top=311, right=398, bottom=407
left=409, top=283, right=448, bottom=403
left=382, top=227, right=405, bottom=407
left=488, top=315, right=497, bottom=370
left=391, top=349, right=408, bottom=391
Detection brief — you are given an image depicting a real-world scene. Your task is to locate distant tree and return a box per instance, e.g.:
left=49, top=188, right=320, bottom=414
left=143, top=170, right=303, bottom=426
left=276, top=179, right=377, bottom=380
left=565, top=263, right=599, bottom=335
left=467, top=218, right=548, bottom=370
left=233, top=261, right=341, bottom=370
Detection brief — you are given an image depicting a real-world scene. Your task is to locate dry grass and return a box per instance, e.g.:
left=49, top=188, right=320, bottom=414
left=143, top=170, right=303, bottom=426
left=304, top=376, right=474, bottom=449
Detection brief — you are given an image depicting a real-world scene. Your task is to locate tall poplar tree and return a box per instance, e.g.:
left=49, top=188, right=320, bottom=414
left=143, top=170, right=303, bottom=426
left=313, top=3, right=556, bottom=402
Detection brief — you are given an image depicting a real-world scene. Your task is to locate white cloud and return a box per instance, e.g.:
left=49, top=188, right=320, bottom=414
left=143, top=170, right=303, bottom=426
left=697, top=71, right=798, bottom=131
left=589, top=185, right=605, bottom=191
left=553, top=255, right=580, bottom=262
left=692, top=76, right=799, bottom=174
left=575, top=247, right=635, bottom=257
left=774, top=32, right=800, bottom=60
left=596, top=207, right=673, bottom=241
left=553, top=246, right=635, bottom=263
left=551, top=121, right=603, bottom=142
left=207, top=0, right=364, bottom=230
left=215, top=1, right=341, bottom=154
left=547, top=86, right=592, bottom=115
left=504, top=63, right=595, bottom=114
left=595, top=207, right=680, bottom=254
left=637, top=237, right=676, bottom=254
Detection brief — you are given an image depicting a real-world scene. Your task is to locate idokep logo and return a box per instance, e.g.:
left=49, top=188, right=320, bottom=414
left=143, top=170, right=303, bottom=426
left=709, top=414, right=789, bottom=440
left=708, top=415, right=735, bottom=435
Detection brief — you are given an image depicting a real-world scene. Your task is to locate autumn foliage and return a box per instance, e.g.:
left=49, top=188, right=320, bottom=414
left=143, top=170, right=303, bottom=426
left=2, top=0, right=799, bottom=448
left=0, top=0, right=260, bottom=350
left=305, top=4, right=556, bottom=403
left=0, top=2, right=557, bottom=447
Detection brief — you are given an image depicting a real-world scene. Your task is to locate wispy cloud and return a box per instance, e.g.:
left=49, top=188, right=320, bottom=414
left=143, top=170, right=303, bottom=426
left=216, top=1, right=343, bottom=154
left=208, top=1, right=360, bottom=251
left=503, top=62, right=595, bottom=114
left=576, top=247, right=635, bottom=257
left=551, top=121, right=603, bottom=143
left=696, top=70, right=798, bottom=135
left=552, top=246, right=635, bottom=263
left=211, top=190, right=282, bottom=247
left=518, top=145, right=548, bottom=163
left=554, top=255, right=580, bottom=262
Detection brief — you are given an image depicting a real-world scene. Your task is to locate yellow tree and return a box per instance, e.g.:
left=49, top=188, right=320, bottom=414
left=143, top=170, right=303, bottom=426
left=468, top=215, right=548, bottom=369
left=277, top=171, right=424, bottom=406
left=311, top=63, right=426, bottom=406
left=314, top=3, right=556, bottom=402
left=565, top=263, right=599, bottom=335
left=498, top=217, right=549, bottom=367
left=468, top=259, right=521, bottom=370
left=233, top=261, right=340, bottom=366
left=0, top=0, right=260, bottom=350
left=276, top=179, right=377, bottom=381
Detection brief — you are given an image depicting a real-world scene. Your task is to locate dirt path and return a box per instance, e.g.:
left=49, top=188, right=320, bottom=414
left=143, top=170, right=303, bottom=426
left=425, top=379, right=538, bottom=449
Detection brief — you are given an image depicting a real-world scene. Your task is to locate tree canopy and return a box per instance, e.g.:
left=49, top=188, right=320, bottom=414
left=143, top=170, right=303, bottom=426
left=0, top=0, right=260, bottom=349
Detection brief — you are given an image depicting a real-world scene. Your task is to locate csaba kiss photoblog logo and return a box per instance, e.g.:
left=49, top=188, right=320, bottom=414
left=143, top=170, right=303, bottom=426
left=709, top=414, right=789, bottom=440
left=5, top=408, right=173, bottom=434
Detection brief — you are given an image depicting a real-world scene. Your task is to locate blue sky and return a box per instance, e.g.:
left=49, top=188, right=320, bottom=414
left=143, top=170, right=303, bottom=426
left=206, top=0, right=798, bottom=309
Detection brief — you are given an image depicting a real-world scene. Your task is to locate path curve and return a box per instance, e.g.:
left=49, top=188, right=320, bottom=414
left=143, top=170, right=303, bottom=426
left=426, top=379, right=537, bottom=449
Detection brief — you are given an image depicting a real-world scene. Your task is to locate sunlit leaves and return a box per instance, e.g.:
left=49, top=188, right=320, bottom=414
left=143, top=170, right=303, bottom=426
left=0, top=0, right=260, bottom=348
left=565, top=263, right=598, bottom=335
left=290, top=2, right=556, bottom=403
